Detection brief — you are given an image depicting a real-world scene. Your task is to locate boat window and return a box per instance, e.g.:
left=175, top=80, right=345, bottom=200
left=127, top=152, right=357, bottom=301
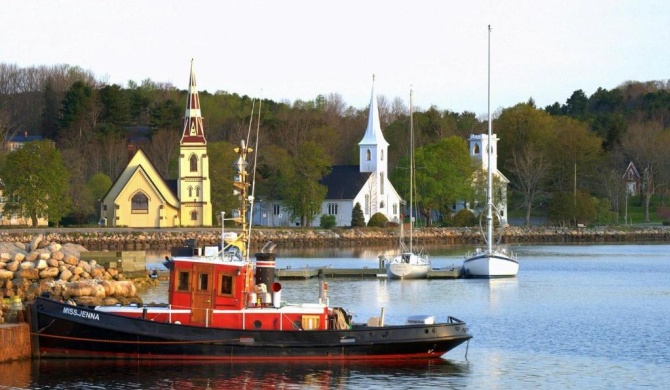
left=219, top=274, right=234, bottom=296
left=198, top=274, right=209, bottom=290
left=177, top=271, right=190, bottom=291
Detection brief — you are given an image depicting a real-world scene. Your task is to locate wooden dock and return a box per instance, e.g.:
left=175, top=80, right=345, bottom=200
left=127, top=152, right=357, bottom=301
left=276, top=267, right=461, bottom=280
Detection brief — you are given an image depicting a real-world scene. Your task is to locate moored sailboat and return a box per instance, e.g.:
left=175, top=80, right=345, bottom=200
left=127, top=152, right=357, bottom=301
left=386, top=89, right=431, bottom=279
left=462, top=26, right=519, bottom=278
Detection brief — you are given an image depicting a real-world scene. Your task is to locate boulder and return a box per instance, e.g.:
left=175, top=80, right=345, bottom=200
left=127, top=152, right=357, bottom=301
left=39, top=267, right=60, bottom=279
left=59, top=269, right=73, bottom=282
left=16, top=268, right=40, bottom=280
left=36, top=259, right=48, bottom=270
left=0, top=270, right=14, bottom=280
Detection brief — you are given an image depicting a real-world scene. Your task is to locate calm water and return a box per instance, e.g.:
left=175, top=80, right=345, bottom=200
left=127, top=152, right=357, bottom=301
left=2, top=243, right=669, bottom=389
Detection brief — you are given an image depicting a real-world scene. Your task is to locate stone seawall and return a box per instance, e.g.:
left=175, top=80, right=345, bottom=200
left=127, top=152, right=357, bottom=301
left=0, top=226, right=669, bottom=251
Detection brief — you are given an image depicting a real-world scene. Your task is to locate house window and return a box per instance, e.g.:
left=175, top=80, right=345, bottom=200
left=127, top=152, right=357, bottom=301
left=328, top=203, right=338, bottom=215
left=131, top=193, right=148, bottom=213
left=273, top=204, right=281, bottom=215
left=190, top=155, right=198, bottom=172
left=177, top=271, right=190, bottom=291
left=191, top=211, right=198, bottom=221
left=219, top=274, right=234, bottom=296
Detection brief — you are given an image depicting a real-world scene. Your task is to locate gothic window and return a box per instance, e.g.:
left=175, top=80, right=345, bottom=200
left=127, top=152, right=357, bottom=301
left=473, top=144, right=480, bottom=155
left=196, top=186, right=200, bottom=197
left=188, top=186, right=193, bottom=198
left=380, top=150, right=384, bottom=161
left=190, top=155, right=198, bottom=172
left=366, top=149, right=371, bottom=161
left=191, top=210, right=198, bottom=221
left=131, top=193, right=148, bottom=213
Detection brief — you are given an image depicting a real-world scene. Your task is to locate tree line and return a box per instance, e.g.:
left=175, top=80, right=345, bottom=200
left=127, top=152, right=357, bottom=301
left=0, top=62, right=669, bottom=227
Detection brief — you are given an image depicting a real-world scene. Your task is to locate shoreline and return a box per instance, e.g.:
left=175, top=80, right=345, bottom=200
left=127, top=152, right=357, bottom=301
left=1, top=226, right=669, bottom=250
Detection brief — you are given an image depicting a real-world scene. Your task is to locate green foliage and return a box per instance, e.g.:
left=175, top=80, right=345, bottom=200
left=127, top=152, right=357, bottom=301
left=547, top=190, right=598, bottom=227
left=87, top=173, right=112, bottom=202
left=208, top=141, right=239, bottom=222
left=351, top=202, right=365, bottom=227
left=1, top=140, right=70, bottom=227
left=320, top=214, right=336, bottom=229
left=367, top=212, right=388, bottom=227
left=451, top=208, right=477, bottom=227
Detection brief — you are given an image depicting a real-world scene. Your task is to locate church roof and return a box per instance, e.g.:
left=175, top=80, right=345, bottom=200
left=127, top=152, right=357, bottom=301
left=180, top=59, right=207, bottom=145
left=358, top=76, right=389, bottom=148
left=320, top=165, right=371, bottom=200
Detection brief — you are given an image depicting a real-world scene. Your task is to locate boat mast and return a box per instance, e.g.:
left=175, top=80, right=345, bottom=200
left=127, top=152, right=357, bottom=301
left=486, top=25, right=493, bottom=254
left=409, top=88, right=414, bottom=253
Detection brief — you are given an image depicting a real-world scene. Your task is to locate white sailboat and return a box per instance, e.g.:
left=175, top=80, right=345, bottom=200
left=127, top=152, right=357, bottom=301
left=462, top=25, right=519, bottom=278
left=386, top=89, right=431, bottom=280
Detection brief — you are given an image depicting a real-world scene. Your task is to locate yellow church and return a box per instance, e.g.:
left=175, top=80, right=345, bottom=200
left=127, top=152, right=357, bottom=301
left=101, top=61, right=212, bottom=228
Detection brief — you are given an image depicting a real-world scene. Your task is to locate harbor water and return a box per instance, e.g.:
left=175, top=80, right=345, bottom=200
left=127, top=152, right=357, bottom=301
left=1, top=243, right=669, bottom=389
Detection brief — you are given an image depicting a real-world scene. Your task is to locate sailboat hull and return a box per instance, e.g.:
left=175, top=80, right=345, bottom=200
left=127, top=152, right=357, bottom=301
left=386, top=262, right=430, bottom=279
left=462, top=250, right=519, bottom=278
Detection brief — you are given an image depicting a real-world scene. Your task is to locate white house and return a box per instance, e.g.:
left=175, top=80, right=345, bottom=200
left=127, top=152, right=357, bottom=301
left=252, top=78, right=402, bottom=227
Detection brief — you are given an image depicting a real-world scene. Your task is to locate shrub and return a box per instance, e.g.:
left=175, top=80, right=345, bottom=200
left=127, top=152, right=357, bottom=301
left=320, top=214, right=336, bottom=229
left=367, top=212, right=389, bottom=228
left=452, top=209, right=477, bottom=227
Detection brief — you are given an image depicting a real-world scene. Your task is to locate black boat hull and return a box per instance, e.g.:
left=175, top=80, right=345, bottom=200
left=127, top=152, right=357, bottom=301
left=29, top=297, right=471, bottom=361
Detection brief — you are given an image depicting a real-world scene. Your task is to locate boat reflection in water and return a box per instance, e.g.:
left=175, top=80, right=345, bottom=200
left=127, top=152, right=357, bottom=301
left=13, top=358, right=470, bottom=389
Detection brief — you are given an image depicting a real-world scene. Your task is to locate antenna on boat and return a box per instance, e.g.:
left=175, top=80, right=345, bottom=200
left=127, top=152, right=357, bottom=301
left=246, top=91, right=262, bottom=258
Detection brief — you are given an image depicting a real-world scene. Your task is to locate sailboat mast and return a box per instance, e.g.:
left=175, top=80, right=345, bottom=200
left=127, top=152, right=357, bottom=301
left=486, top=25, right=494, bottom=254
left=409, top=88, right=414, bottom=253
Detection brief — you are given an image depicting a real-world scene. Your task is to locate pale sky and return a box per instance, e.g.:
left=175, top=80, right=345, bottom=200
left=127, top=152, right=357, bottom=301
left=3, top=0, right=669, bottom=116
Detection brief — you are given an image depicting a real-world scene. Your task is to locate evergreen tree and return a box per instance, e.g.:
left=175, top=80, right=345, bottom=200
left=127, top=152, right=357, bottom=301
left=351, top=202, right=365, bottom=227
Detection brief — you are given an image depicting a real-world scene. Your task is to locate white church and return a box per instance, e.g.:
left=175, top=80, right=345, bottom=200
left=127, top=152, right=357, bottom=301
left=252, top=79, right=403, bottom=227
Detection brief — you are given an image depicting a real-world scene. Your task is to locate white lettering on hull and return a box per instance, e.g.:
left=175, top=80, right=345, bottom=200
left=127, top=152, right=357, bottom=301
left=62, top=307, right=100, bottom=321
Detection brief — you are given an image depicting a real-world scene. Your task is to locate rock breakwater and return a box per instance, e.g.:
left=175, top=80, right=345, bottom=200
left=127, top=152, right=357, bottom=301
left=1, top=226, right=669, bottom=252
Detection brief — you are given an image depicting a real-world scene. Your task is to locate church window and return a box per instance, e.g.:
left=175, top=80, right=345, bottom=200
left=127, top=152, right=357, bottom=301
left=191, top=211, right=198, bottom=221
left=381, top=150, right=384, bottom=161
left=366, top=149, right=371, bottom=161
left=380, top=172, right=385, bottom=195
left=188, top=186, right=193, bottom=198
left=473, top=144, right=480, bottom=155
left=380, top=201, right=385, bottom=208
left=196, top=186, right=201, bottom=197
left=131, top=193, right=148, bottom=213
left=190, top=155, right=198, bottom=172
left=328, top=203, right=338, bottom=215
left=273, top=204, right=281, bottom=215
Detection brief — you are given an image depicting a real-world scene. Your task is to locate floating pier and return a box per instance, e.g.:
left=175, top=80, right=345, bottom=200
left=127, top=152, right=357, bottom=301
left=276, top=266, right=461, bottom=280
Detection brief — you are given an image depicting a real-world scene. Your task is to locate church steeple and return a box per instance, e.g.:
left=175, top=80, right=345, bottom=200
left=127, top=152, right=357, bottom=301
left=180, top=59, right=206, bottom=145
left=358, top=75, right=389, bottom=173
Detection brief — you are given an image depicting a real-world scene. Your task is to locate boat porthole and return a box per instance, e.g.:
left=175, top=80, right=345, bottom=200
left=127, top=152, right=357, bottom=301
left=455, top=326, right=460, bottom=331
left=253, top=320, right=262, bottom=329
left=424, top=329, right=430, bottom=334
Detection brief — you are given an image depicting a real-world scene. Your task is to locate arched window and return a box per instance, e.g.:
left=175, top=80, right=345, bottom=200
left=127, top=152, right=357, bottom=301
left=190, top=155, right=198, bottom=172
left=473, top=144, right=480, bottom=154
left=366, top=149, right=371, bottom=161
left=196, top=186, right=201, bottom=197
left=188, top=186, right=193, bottom=198
left=380, top=150, right=384, bottom=161
left=191, top=211, right=198, bottom=221
left=131, top=193, right=148, bottom=213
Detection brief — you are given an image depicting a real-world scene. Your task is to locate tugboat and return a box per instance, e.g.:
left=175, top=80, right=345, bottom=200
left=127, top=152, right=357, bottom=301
left=29, top=77, right=472, bottom=360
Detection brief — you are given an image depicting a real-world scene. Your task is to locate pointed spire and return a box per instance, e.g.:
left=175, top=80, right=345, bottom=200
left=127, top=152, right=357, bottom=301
left=180, top=59, right=206, bottom=145
left=358, top=74, right=389, bottom=147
